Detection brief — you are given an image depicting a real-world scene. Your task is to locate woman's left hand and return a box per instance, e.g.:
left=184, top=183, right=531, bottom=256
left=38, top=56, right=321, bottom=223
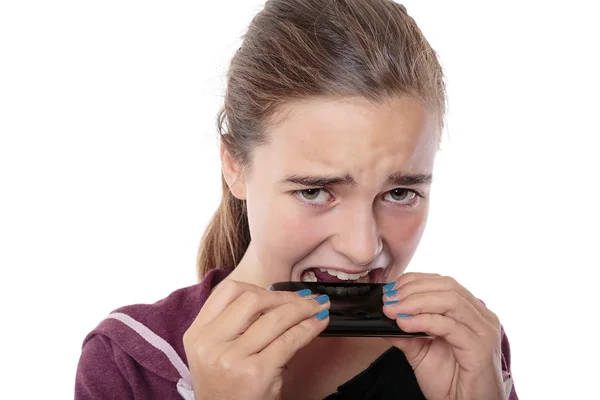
left=381, top=273, right=506, bottom=400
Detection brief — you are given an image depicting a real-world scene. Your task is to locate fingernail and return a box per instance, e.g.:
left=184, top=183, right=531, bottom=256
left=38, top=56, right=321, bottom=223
left=397, top=313, right=410, bottom=319
left=384, top=300, right=399, bottom=306
left=382, top=282, right=396, bottom=291
left=296, top=289, right=312, bottom=297
left=314, top=294, right=329, bottom=304
left=383, top=289, right=398, bottom=297
left=315, top=309, right=329, bottom=320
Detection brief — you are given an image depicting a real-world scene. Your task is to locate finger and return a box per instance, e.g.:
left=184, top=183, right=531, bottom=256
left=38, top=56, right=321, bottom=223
left=231, top=294, right=330, bottom=356
left=382, top=290, right=493, bottom=336
left=384, top=272, right=441, bottom=289
left=255, top=308, right=330, bottom=367
left=384, top=275, right=499, bottom=329
left=208, top=289, right=314, bottom=343
left=394, top=312, right=479, bottom=352
left=192, top=279, right=265, bottom=328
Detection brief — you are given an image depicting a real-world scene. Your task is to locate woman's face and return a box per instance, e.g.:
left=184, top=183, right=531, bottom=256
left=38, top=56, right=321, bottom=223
left=226, top=95, right=440, bottom=288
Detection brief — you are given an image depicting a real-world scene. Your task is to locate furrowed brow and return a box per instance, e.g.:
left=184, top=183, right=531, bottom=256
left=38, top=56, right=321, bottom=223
left=281, top=174, right=356, bottom=187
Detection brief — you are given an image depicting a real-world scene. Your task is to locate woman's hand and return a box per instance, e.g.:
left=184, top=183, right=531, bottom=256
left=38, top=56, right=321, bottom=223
left=381, top=273, right=506, bottom=400
left=183, top=280, right=330, bottom=400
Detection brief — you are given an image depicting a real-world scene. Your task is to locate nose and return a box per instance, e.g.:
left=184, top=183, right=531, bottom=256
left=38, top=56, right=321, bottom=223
left=331, top=206, right=383, bottom=266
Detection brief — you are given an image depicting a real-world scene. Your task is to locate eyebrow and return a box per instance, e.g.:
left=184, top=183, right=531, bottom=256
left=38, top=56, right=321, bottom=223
left=386, top=172, right=432, bottom=186
left=282, top=174, right=356, bottom=187
left=281, top=172, right=432, bottom=187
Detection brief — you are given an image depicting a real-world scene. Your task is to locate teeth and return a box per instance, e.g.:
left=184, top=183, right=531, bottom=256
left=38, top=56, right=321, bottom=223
left=338, top=271, right=360, bottom=280
left=301, top=270, right=317, bottom=282
left=319, top=268, right=370, bottom=281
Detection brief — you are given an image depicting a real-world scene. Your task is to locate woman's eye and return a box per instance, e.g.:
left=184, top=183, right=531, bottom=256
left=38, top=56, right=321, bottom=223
left=384, top=189, right=418, bottom=204
left=298, top=189, right=331, bottom=203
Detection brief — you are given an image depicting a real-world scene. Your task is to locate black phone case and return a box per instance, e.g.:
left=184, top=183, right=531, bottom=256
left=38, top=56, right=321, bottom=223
left=270, top=281, right=430, bottom=338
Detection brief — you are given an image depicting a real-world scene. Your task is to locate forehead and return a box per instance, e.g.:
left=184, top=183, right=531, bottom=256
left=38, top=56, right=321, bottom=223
left=253, top=95, right=440, bottom=182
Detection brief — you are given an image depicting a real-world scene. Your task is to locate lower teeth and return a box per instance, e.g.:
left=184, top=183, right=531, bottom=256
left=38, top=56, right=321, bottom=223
left=301, top=270, right=317, bottom=282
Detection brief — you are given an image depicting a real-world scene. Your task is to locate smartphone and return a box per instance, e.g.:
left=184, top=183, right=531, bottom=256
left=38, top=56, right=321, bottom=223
left=269, top=281, right=430, bottom=338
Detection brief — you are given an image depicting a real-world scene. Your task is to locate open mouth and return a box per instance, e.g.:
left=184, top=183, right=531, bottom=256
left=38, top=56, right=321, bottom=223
left=300, top=267, right=384, bottom=283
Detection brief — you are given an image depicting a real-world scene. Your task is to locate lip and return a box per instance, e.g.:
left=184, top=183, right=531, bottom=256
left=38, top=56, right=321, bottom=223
left=300, top=266, right=386, bottom=283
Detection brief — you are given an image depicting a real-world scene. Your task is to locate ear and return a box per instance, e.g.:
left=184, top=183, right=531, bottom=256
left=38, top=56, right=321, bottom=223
left=221, top=146, right=247, bottom=200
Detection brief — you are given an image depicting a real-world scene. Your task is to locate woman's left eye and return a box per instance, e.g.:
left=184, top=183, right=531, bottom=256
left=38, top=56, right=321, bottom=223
left=296, top=189, right=332, bottom=204
left=384, top=189, right=420, bottom=206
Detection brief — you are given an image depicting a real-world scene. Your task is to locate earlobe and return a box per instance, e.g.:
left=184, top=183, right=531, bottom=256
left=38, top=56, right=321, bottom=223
left=221, top=147, right=247, bottom=200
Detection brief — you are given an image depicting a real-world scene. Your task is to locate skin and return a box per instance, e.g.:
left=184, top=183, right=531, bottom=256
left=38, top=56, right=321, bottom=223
left=183, top=95, right=506, bottom=400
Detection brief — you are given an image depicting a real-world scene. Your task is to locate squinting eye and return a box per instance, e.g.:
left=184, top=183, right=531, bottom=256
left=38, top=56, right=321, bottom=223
left=297, top=189, right=331, bottom=204
left=384, top=189, right=417, bottom=204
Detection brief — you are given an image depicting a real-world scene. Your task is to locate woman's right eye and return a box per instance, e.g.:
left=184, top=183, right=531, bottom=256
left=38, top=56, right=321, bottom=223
left=296, top=189, right=332, bottom=205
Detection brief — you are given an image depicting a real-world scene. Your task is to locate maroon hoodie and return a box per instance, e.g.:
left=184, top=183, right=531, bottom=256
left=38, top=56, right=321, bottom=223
left=74, top=268, right=517, bottom=399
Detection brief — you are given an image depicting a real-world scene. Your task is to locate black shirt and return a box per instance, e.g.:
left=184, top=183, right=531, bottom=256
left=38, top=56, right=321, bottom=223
left=324, top=347, right=426, bottom=400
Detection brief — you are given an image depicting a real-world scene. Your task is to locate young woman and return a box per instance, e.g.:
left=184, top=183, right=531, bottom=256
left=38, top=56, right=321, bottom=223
left=75, top=1, right=517, bottom=399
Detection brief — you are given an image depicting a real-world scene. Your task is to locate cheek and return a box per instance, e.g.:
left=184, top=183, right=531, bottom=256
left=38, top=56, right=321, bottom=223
left=382, top=207, right=429, bottom=265
left=247, top=196, right=326, bottom=273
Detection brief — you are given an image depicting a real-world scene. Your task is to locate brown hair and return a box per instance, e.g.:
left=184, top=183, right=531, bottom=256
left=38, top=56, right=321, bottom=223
left=196, top=0, right=446, bottom=280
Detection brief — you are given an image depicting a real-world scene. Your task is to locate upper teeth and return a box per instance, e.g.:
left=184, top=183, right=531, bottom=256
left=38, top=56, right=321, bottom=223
left=319, top=268, right=369, bottom=280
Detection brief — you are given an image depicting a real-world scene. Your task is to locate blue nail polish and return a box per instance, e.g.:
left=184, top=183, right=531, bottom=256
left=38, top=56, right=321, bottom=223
left=296, top=288, right=312, bottom=297
left=383, top=289, right=398, bottom=297
left=397, top=313, right=410, bottom=319
left=314, top=294, right=329, bottom=304
left=383, top=282, right=396, bottom=291
left=315, top=309, right=329, bottom=320
left=384, top=300, right=399, bottom=306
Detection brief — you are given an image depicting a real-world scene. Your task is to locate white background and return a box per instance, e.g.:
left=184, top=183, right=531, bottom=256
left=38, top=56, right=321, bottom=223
left=1, top=1, right=599, bottom=398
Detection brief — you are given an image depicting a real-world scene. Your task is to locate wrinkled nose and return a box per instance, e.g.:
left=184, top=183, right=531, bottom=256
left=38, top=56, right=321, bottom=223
left=331, top=207, right=382, bottom=266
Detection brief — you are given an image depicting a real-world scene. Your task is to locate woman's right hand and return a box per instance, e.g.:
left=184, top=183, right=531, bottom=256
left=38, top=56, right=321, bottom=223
left=182, top=280, right=330, bottom=400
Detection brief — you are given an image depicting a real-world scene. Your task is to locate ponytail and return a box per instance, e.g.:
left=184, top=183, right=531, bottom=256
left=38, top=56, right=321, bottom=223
left=196, top=175, right=251, bottom=280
